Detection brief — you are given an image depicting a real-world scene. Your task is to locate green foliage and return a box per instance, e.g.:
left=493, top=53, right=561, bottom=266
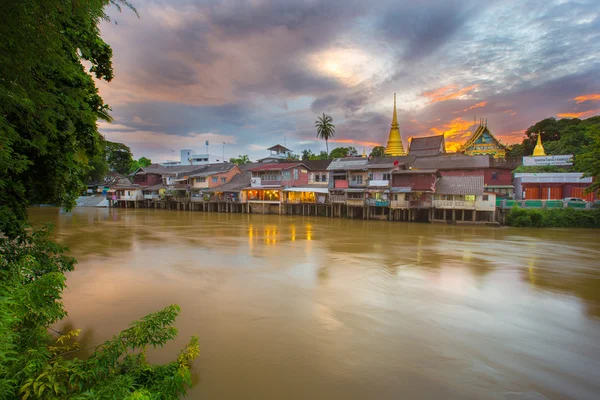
left=0, top=227, right=200, bottom=399
left=575, top=124, right=600, bottom=193
left=315, top=113, right=336, bottom=155
left=285, top=153, right=301, bottom=161
left=513, top=165, right=570, bottom=173
left=369, top=146, right=385, bottom=157
left=329, top=146, right=358, bottom=159
left=506, top=207, right=600, bottom=228
left=88, top=154, right=110, bottom=184
left=506, top=143, right=525, bottom=157
left=105, top=141, right=134, bottom=175
left=301, top=150, right=328, bottom=160
left=129, top=156, right=152, bottom=173
left=229, top=155, right=251, bottom=164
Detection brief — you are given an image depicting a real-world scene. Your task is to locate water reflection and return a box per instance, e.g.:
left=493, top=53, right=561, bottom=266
left=28, top=207, right=600, bottom=400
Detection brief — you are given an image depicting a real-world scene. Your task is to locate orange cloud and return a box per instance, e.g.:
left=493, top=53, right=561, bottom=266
left=503, top=109, right=517, bottom=116
left=429, top=117, right=475, bottom=152
left=329, top=138, right=382, bottom=147
left=573, top=94, right=600, bottom=103
left=557, top=109, right=600, bottom=118
left=422, top=84, right=478, bottom=104
left=453, top=100, right=487, bottom=114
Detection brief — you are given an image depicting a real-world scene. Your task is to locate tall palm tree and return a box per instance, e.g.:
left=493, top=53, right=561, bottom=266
left=315, top=113, right=335, bottom=156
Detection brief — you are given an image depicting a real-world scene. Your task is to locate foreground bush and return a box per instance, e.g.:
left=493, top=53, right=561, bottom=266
left=506, top=207, right=600, bottom=228
left=0, top=226, right=199, bottom=399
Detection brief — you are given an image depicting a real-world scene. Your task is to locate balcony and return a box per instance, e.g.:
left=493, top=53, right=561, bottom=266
left=346, top=198, right=365, bottom=206
left=367, top=180, right=389, bottom=187
left=333, top=180, right=349, bottom=189
left=409, top=200, right=432, bottom=208
left=330, top=195, right=346, bottom=203
left=143, top=194, right=159, bottom=200
left=432, top=200, right=475, bottom=209
left=390, top=200, right=409, bottom=209
left=366, top=198, right=389, bottom=207
left=119, top=194, right=143, bottom=201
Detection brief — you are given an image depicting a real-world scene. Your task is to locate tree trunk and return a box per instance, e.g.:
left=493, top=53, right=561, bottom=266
left=326, top=140, right=329, bottom=157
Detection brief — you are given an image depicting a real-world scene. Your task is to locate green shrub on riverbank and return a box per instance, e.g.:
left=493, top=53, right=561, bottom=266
left=506, top=207, right=600, bottom=228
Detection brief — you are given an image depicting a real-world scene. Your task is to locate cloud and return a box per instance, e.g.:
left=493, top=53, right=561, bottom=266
left=573, top=94, right=600, bottom=103
left=422, top=85, right=479, bottom=104
left=557, top=110, right=600, bottom=119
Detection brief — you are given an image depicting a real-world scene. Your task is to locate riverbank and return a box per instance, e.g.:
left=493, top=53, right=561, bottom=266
left=506, top=207, right=600, bottom=228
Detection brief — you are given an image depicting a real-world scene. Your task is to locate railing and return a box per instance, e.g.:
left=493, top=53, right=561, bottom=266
left=287, top=199, right=316, bottom=204
left=366, top=198, right=389, bottom=207
left=119, top=194, right=143, bottom=201
left=433, top=200, right=475, bottom=209
left=143, top=194, right=159, bottom=200
left=497, top=200, right=596, bottom=209
left=346, top=198, right=365, bottom=206
left=367, top=180, right=389, bottom=187
left=390, top=200, right=409, bottom=209
left=409, top=200, right=431, bottom=208
left=190, top=196, right=205, bottom=202
left=330, top=195, right=346, bottom=203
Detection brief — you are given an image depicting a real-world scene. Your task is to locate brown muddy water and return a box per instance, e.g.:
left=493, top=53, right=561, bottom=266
left=29, top=207, right=600, bottom=400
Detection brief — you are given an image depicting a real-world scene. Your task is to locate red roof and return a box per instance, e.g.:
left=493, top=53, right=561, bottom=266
left=250, top=162, right=305, bottom=171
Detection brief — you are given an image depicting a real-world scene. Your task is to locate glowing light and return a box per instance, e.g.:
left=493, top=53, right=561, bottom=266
left=453, top=101, right=487, bottom=113
left=573, top=93, right=600, bottom=103
left=429, top=117, right=475, bottom=151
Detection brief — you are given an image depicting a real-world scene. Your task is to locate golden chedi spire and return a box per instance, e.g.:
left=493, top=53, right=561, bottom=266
left=384, top=93, right=407, bottom=156
left=533, top=132, right=546, bottom=156
left=362, top=148, right=367, bottom=158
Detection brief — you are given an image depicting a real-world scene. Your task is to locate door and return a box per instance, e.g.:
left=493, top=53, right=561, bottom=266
left=525, top=187, right=539, bottom=199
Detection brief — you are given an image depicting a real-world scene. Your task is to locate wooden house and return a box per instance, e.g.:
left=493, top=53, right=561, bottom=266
left=431, top=175, right=496, bottom=222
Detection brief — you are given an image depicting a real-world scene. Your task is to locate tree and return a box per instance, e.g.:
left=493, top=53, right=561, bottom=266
left=301, top=149, right=315, bottom=160
left=329, top=146, right=358, bottom=159
left=88, top=154, right=109, bottom=184
left=129, top=156, right=152, bottom=173
left=370, top=146, right=385, bottom=157
left=575, top=125, right=600, bottom=193
left=315, top=113, right=336, bottom=155
left=286, top=153, right=301, bottom=161
left=106, top=141, right=134, bottom=174
left=229, top=155, right=251, bottom=164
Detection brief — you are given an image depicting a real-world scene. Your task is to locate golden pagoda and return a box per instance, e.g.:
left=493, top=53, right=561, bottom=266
left=533, top=132, right=546, bottom=156
left=384, top=93, right=407, bottom=156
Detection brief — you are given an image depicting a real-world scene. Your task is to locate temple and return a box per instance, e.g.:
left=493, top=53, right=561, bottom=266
left=533, top=133, right=546, bottom=156
left=459, top=119, right=506, bottom=159
left=384, top=94, right=407, bottom=156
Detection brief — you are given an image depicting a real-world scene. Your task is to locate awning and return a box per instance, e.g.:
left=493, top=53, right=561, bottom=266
left=172, top=178, right=188, bottom=182
left=345, top=188, right=365, bottom=193
left=283, top=187, right=329, bottom=194
left=390, top=187, right=411, bottom=193
left=107, top=189, right=116, bottom=193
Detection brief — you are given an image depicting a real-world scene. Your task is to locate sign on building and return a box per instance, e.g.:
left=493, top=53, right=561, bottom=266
left=522, top=155, right=573, bottom=166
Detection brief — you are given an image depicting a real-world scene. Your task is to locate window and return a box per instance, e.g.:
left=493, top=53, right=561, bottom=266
left=352, top=175, right=363, bottom=184
left=282, top=171, right=291, bottom=180
left=196, top=177, right=206, bottom=183
left=383, top=173, right=391, bottom=181
left=465, top=195, right=475, bottom=201
left=321, top=173, right=328, bottom=182
left=221, top=177, right=227, bottom=183
left=368, top=173, right=373, bottom=180
left=491, top=172, right=498, bottom=180
left=293, top=168, right=298, bottom=180
left=212, top=177, right=218, bottom=183
left=483, top=195, right=489, bottom=201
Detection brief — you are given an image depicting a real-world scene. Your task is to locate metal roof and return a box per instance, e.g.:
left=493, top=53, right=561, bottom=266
left=250, top=162, right=305, bottom=171
left=267, top=144, right=291, bottom=152
left=435, top=175, right=484, bottom=195
left=299, top=159, right=332, bottom=171
left=392, top=168, right=438, bottom=175
left=187, top=164, right=237, bottom=178
left=205, top=172, right=251, bottom=193
left=326, top=158, right=369, bottom=171
left=514, top=173, right=592, bottom=183
left=413, top=154, right=490, bottom=170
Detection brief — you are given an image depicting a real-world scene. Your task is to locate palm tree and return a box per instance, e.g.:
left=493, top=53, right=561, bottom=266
left=315, top=113, right=335, bottom=156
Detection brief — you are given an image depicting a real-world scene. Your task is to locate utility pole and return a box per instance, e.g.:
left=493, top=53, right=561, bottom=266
left=222, top=142, right=225, bottom=162
left=205, top=140, right=209, bottom=155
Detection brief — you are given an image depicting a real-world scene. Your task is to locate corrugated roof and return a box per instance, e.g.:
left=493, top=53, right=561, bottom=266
left=143, top=184, right=165, bottom=191
left=326, top=158, right=369, bottom=171
left=392, top=168, right=438, bottom=174
left=205, top=172, right=251, bottom=192
left=409, top=135, right=445, bottom=156
left=367, top=155, right=414, bottom=169
left=237, top=162, right=263, bottom=172
left=299, top=159, right=332, bottom=171
left=187, top=164, right=237, bottom=178
left=250, top=162, right=305, bottom=171
left=435, top=175, right=484, bottom=195
left=413, top=154, right=490, bottom=170
left=267, top=144, right=291, bottom=152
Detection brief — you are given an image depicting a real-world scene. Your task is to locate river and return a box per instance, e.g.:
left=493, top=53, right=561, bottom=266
left=29, top=207, right=600, bottom=399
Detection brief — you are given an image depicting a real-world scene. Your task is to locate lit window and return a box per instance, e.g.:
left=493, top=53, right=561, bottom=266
left=465, top=195, right=475, bottom=201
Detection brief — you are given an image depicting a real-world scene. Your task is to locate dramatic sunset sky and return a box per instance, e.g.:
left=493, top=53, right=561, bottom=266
left=97, top=0, right=600, bottom=162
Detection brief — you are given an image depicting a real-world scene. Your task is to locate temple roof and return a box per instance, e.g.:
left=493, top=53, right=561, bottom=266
left=459, top=123, right=505, bottom=152
left=409, top=135, right=445, bottom=157
left=435, top=175, right=484, bottom=196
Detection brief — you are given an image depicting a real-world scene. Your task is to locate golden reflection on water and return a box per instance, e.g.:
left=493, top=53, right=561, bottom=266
left=27, top=208, right=600, bottom=400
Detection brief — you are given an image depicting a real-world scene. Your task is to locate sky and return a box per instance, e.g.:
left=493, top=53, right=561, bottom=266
left=96, top=0, right=600, bottom=162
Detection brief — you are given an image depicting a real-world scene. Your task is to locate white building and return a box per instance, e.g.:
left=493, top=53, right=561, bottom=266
left=161, top=149, right=225, bottom=166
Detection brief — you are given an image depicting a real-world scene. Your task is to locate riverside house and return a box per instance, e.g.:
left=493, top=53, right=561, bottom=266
left=365, top=156, right=412, bottom=219
left=326, top=157, right=369, bottom=218
left=283, top=160, right=332, bottom=215
left=245, top=162, right=310, bottom=214
left=431, top=175, right=496, bottom=223
left=187, top=163, right=242, bottom=202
